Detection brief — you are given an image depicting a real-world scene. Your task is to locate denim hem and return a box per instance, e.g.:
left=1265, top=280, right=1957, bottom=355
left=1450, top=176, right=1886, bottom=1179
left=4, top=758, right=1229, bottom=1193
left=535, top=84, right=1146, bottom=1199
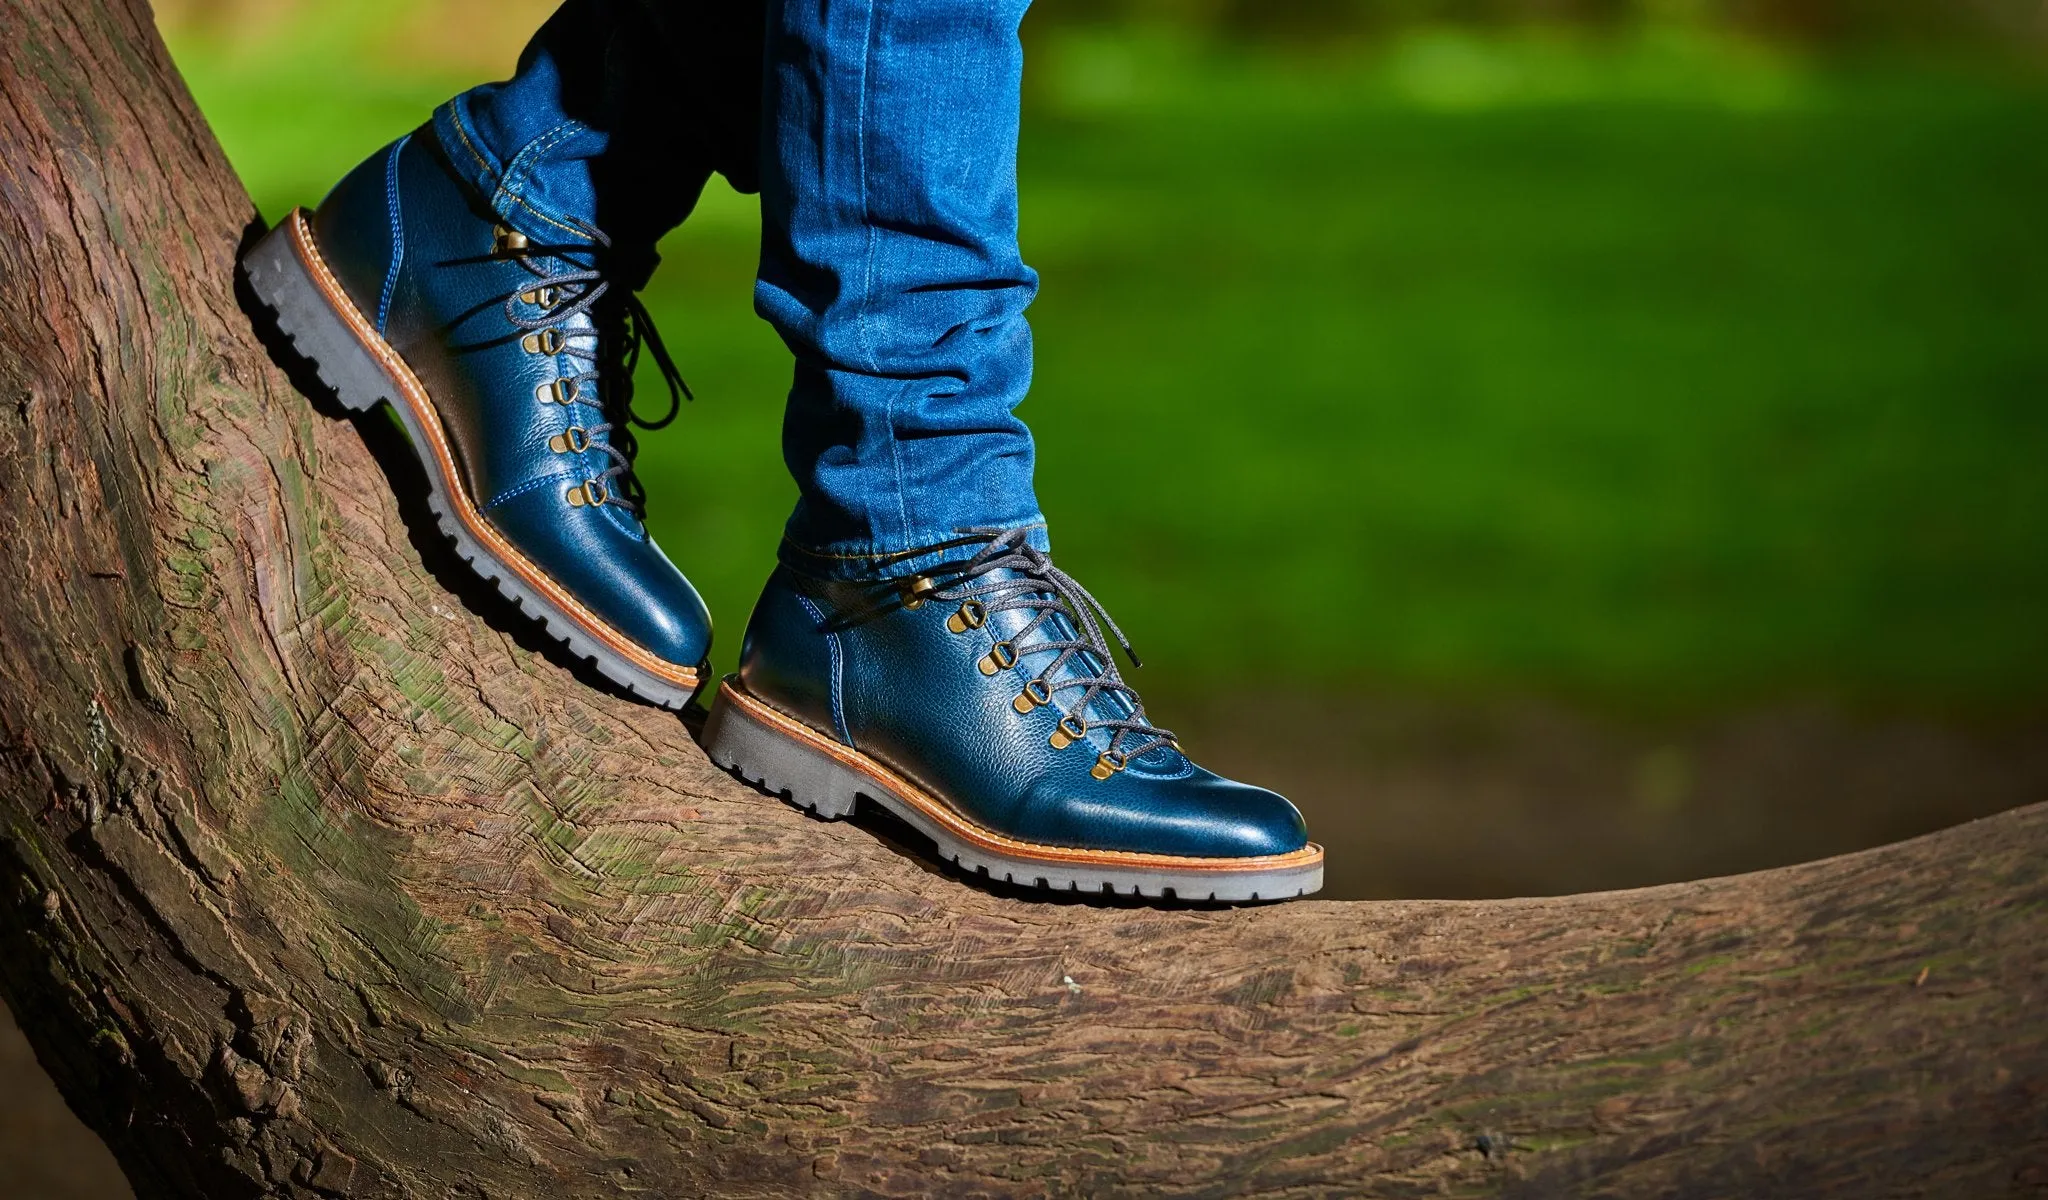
left=777, top=521, right=1051, bottom=582
left=430, top=98, right=595, bottom=245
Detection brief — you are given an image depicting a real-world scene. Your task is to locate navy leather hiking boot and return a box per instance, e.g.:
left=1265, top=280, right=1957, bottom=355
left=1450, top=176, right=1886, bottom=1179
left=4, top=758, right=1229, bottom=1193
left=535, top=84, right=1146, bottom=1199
left=703, top=529, right=1323, bottom=901
left=242, top=130, right=711, bottom=708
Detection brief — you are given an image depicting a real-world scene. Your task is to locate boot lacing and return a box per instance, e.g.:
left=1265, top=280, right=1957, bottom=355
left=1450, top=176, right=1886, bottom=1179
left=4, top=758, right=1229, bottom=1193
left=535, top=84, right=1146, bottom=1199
left=913, top=527, right=1177, bottom=770
left=499, top=219, right=690, bottom=516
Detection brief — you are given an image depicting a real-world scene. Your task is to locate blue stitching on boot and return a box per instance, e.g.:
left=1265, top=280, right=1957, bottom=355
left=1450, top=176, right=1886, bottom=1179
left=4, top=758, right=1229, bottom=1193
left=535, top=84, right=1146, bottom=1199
left=599, top=498, right=648, bottom=543
left=483, top=470, right=578, bottom=512
left=796, top=594, right=854, bottom=747
left=376, top=133, right=410, bottom=336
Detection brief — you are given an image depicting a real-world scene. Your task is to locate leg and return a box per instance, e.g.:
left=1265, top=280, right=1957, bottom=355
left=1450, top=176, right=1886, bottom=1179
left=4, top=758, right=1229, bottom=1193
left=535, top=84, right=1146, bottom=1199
left=443, top=0, right=765, bottom=273
left=756, top=0, right=1045, bottom=579
left=713, top=0, right=1320, bottom=901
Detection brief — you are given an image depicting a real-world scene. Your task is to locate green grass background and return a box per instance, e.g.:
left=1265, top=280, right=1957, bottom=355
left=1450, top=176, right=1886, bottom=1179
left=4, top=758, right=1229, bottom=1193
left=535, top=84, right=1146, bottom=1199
left=166, top=8, right=2048, bottom=719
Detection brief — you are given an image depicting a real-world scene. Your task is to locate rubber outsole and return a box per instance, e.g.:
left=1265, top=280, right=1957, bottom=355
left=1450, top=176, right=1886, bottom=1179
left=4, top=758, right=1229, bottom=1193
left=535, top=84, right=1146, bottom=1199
left=703, top=679, right=1325, bottom=903
left=242, top=211, right=705, bottom=710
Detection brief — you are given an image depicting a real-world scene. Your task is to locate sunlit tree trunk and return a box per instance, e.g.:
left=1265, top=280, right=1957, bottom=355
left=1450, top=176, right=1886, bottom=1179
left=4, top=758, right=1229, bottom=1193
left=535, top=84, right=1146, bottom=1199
left=1, top=1, right=2043, bottom=1195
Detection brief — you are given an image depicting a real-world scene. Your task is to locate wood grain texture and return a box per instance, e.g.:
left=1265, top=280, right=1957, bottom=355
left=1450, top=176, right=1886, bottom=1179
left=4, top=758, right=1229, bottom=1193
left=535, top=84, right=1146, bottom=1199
left=0, top=2, right=2043, bottom=1196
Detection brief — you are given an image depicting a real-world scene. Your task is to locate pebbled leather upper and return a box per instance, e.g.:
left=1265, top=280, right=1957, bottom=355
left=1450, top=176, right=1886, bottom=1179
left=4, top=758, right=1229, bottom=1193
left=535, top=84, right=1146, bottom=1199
left=738, top=564, right=1310, bottom=859
left=309, top=130, right=710, bottom=670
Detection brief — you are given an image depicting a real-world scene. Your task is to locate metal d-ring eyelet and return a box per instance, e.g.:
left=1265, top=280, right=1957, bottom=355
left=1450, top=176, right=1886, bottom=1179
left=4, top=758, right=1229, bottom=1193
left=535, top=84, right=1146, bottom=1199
left=518, top=285, right=559, bottom=309
left=977, top=640, right=1017, bottom=676
left=536, top=379, right=578, bottom=405
left=1048, top=713, right=1087, bottom=750
left=1011, top=677, right=1051, bottom=714
left=566, top=479, right=608, bottom=508
left=522, top=328, right=566, bottom=356
left=548, top=427, right=590, bottom=454
left=493, top=225, right=530, bottom=255
left=1090, top=750, right=1128, bottom=781
left=899, top=575, right=935, bottom=610
left=946, top=600, right=987, bottom=634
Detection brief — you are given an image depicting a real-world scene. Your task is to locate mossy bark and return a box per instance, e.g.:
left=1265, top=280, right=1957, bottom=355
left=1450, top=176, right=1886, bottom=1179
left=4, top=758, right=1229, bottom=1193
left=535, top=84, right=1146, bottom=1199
left=1, top=1, right=2044, bottom=1196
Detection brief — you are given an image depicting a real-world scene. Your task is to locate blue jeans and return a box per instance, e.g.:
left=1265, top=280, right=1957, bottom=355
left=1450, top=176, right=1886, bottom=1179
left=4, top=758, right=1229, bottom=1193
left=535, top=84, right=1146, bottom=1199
left=438, top=0, right=1047, bottom=581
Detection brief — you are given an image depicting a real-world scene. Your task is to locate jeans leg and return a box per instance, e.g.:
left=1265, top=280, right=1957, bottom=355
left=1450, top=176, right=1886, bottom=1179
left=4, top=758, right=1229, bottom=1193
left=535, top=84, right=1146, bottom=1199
left=757, top=0, right=1046, bottom=581
left=433, top=0, right=763, bottom=270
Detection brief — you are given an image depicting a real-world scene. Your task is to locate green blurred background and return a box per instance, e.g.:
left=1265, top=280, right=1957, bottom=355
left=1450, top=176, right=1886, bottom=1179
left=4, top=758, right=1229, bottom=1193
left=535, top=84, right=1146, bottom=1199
left=169, top=0, right=2048, bottom=902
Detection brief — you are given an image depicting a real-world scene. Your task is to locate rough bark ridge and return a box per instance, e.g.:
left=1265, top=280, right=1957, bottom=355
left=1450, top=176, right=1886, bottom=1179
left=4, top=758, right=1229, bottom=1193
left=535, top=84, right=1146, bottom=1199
left=1, top=2, right=2043, bottom=1196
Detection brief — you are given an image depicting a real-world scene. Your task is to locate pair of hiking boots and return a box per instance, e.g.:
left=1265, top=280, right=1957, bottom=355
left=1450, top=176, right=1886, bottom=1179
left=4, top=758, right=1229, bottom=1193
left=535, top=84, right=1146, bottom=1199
left=244, top=131, right=1323, bottom=902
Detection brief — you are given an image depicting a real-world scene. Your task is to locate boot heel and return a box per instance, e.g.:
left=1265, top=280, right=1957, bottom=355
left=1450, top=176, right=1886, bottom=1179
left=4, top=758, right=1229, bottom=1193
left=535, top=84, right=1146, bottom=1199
left=241, top=210, right=389, bottom=415
left=704, top=682, right=861, bottom=820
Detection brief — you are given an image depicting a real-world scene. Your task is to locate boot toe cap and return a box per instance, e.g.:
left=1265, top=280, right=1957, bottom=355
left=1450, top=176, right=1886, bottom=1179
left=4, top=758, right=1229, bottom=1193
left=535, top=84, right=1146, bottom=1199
left=486, top=485, right=712, bottom=669
left=1023, top=769, right=1310, bottom=860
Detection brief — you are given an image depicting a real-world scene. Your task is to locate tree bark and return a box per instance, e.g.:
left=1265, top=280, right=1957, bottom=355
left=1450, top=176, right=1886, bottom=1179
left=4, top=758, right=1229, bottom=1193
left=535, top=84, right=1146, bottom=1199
left=1, top=2, right=2044, bottom=1196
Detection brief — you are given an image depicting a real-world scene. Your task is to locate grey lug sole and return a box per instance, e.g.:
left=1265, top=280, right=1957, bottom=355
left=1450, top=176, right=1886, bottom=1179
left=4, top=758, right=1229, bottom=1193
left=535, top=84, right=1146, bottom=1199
left=703, top=681, right=1325, bottom=903
left=242, top=212, right=704, bottom=710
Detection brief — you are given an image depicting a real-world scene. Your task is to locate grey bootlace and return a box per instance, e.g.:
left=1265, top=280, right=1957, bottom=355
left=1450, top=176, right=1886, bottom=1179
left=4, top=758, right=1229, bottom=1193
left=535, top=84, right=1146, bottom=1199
left=499, top=219, right=691, bottom=516
left=913, top=527, right=1178, bottom=767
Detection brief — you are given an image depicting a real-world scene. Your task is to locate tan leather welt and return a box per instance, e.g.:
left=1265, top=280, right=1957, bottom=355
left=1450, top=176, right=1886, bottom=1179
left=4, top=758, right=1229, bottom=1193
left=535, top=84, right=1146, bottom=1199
left=722, top=681, right=1325, bottom=874
left=282, top=209, right=700, bottom=690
